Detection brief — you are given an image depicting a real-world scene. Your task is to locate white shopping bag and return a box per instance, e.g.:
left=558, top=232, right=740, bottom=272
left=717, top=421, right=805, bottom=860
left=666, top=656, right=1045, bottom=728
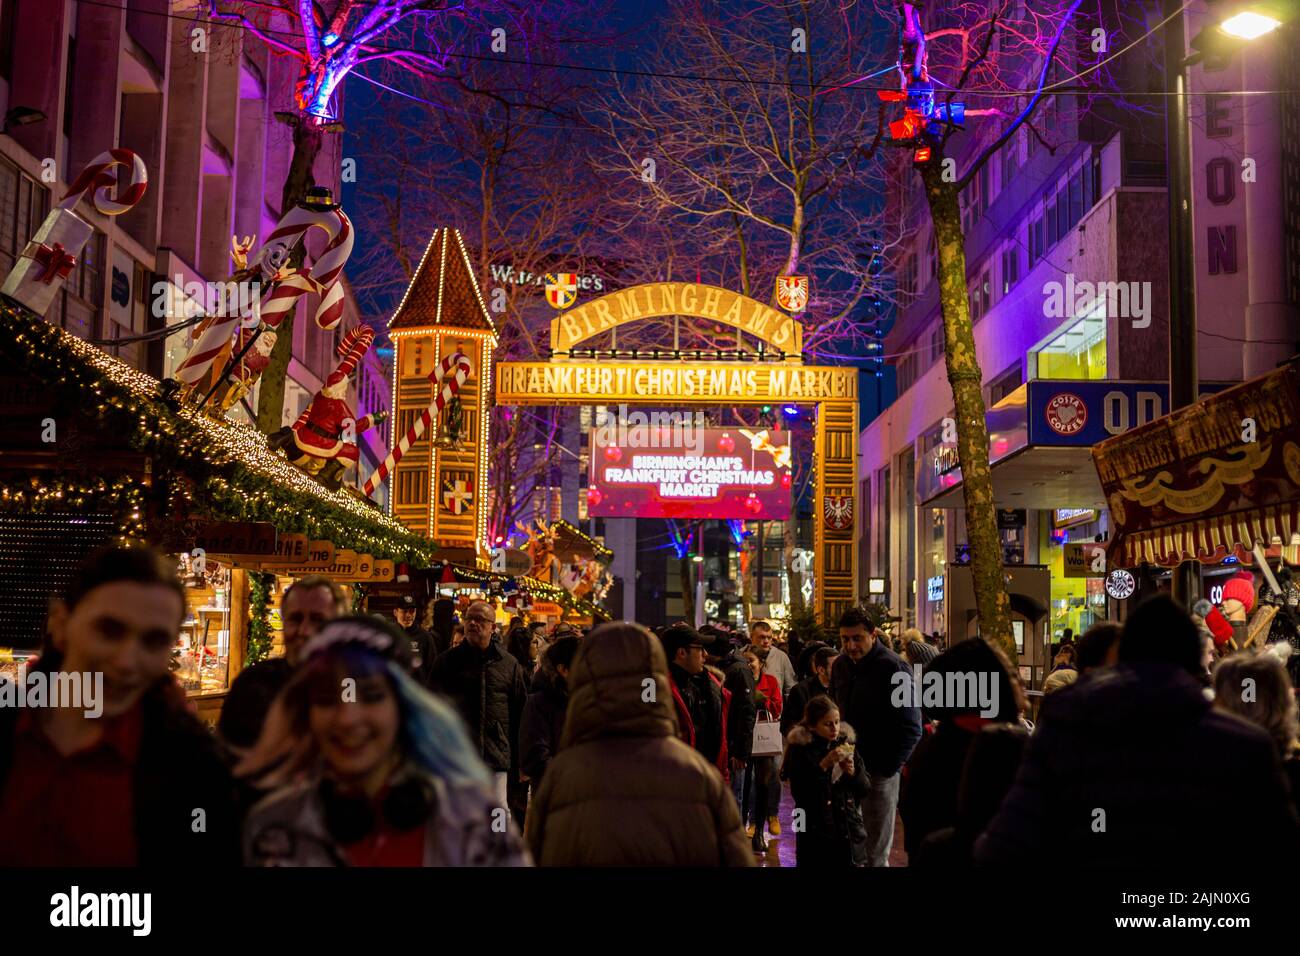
left=751, top=717, right=783, bottom=757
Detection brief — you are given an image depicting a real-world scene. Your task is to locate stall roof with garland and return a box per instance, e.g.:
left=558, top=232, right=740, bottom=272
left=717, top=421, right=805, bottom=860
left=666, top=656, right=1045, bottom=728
left=436, top=561, right=611, bottom=622
left=0, top=302, right=442, bottom=566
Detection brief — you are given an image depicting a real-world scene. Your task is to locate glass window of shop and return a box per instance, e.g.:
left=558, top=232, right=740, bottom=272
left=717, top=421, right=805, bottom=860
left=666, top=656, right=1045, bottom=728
left=1031, top=311, right=1107, bottom=380
left=898, top=447, right=916, bottom=627
left=1041, top=510, right=1109, bottom=640
left=917, top=423, right=949, bottom=633
left=174, top=553, right=235, bottom=697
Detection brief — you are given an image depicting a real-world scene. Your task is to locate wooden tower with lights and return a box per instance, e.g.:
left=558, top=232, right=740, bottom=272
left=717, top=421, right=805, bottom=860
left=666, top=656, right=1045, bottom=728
left=386, top=228, right=496, bottom=559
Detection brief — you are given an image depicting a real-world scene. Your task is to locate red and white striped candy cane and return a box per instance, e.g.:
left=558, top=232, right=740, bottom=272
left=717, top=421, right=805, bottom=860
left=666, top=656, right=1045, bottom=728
left=333, top=325, right=374, bottom=379
left=257, top=206, right=353, bottom=331
left=174, top=205, right=352, bottom=387
left=58, top=149, right=148, bottom=216
left=363, top=352, right=471, bottom=497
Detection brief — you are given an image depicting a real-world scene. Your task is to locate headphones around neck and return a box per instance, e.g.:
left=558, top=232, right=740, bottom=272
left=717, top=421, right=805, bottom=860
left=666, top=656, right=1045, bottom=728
left=319, top=775, right=437, bottom=845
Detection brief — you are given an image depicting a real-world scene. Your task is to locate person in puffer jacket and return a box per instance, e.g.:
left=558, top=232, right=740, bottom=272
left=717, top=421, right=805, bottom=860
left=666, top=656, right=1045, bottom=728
left=524, top=622, right=753, bottom=866
left=782, top=694, right=869, bottom=867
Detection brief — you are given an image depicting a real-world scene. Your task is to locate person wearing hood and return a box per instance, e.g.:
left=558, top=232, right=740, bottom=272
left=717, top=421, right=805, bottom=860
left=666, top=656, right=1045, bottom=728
left=781, top=694, right=869, bottom=867
left=898, top=637, right=1027, bottom=861
left=974, top=595, right=1300, bottom=866
left=524, top=622, right=753, bottom=866
left=518, top=635, right=580, bottom=791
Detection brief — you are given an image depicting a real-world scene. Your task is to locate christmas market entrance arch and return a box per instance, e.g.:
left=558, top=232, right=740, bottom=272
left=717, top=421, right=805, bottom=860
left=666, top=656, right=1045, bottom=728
left=495, top=281, right=859, bottom=622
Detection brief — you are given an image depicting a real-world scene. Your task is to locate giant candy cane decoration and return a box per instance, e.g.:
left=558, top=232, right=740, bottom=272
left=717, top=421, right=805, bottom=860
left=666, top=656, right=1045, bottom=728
left=173, top=204, right=353, bottom=388
left=256, top=205, right=354, bottom=331
left=363, top=352, right=471, bottom=497
left=59, top=149, right=149, bottom=215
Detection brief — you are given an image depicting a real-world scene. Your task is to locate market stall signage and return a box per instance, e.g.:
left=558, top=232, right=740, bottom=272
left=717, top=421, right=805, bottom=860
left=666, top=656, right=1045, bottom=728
left=1063, top=542, right=1107, bottom=578
left=531, top=601, right=564, bottom=616
left=367, top=559, right=395, bottom=583
left=164, top=520, right=278, bottom=559
left=1094, top=363, right=1300, bottom=539
left=262, top=539, right=335, bottom=567
left=269, top=533, right=310, bottom=563
left=1053, top=508, right=1097, bottom=529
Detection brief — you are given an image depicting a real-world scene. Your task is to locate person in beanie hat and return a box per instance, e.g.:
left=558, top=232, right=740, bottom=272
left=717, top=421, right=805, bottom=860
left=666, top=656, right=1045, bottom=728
left=239, top=616, right=528, bottom=867
left=1221, top=571, right=1257, bottom=649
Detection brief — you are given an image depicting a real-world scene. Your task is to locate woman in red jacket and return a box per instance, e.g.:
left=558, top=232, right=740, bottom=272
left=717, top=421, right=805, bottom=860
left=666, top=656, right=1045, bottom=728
left=744, top=650, right=783, bottom=853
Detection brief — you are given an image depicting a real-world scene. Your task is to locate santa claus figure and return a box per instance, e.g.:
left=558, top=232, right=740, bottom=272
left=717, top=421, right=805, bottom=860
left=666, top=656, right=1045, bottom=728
left=269, top=325, right=386, bottom=490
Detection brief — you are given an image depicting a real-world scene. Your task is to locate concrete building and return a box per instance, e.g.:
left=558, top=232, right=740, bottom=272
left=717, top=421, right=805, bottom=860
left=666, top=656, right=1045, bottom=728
left=860, top=8, right=1300, bottom=676
left=0, top=0, right=389, bottom=500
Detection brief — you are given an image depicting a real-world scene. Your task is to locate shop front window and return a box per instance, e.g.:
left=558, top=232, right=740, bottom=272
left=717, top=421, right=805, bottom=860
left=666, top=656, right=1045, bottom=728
left=1042, top=516, right=1109, bottom=639
left=1032, top=313, right=1107, bottom=380
left=175, top=553, right=234, bottom=697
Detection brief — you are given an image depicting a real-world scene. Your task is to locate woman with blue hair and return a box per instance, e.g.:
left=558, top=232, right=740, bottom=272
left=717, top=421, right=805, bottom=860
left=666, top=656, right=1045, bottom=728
left=238, top=615, right=529, bottom=866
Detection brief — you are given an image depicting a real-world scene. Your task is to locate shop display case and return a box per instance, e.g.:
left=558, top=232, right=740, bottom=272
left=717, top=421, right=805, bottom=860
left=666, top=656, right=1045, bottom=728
left=173, top=555, right=233, bottom=697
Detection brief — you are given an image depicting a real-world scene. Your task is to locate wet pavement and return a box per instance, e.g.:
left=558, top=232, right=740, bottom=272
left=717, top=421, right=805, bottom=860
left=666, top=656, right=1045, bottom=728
left=751, top=780, right=908, bottom=867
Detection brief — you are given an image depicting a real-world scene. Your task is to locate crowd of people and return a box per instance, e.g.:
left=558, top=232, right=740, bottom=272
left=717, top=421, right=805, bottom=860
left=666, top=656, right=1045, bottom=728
left=2, top=542, right=1299, bottom=868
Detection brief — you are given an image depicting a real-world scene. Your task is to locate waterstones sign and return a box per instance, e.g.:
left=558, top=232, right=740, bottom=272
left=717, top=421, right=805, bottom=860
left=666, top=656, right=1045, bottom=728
left=496, top=362, right=855, bottom=405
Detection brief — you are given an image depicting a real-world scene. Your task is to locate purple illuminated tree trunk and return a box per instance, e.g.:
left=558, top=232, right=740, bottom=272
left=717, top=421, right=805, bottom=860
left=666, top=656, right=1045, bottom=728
left=207, top=0, right=510, bottom=434
left=876, top=0, right=1085, bottom=657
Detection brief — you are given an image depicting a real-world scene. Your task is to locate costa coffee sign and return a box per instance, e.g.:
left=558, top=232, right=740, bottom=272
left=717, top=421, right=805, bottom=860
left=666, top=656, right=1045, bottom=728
left=1045, top=392, right=1087, bottom=436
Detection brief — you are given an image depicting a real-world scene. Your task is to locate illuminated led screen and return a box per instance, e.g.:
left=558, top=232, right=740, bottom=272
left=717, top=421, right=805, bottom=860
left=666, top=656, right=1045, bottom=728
left=588, top=425, right=792, bottom=519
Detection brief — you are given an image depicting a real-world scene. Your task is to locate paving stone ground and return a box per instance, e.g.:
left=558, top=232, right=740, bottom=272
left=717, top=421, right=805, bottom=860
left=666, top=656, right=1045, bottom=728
left=750, top=780, right=908, bottom=868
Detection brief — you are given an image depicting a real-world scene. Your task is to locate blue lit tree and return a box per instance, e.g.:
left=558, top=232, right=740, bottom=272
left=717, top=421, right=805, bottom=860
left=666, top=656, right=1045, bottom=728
left=207, top=0, right=523, bottom=432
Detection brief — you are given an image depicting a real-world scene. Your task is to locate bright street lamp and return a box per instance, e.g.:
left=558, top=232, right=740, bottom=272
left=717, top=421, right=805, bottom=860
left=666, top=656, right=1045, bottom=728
left=1220, top=10, right=1283, bottom=38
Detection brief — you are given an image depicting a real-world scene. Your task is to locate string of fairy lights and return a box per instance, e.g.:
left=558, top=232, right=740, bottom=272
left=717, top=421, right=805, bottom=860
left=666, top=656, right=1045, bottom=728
left=3, top=303, right=440, bottom=566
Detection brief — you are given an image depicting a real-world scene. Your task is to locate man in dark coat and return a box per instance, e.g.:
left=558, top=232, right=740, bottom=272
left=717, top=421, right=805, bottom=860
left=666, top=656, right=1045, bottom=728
left=218, top=575, right=349, bottom=754
left=429, top=600, right=529, bottom=808
left=706, top=626, right=757, bottom=805
left=518, top=635, right=580, bottom=789
left=393, top=593, right=436, bottom=687
left=975, top=595, right=1300, bottom=866
left=0, top=544, right=237, bottom=867
left=662, top=624, right=726, bottom=774
left=782, top=645, right=839, bottom=736
left=831, top=607, right=922, bottom=866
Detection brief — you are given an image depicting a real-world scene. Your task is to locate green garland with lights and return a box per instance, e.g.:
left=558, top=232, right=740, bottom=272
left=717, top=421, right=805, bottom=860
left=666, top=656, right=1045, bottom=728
left=0, top=303, right=439, bottom=566
left=247, top=571, right=275, bottom=665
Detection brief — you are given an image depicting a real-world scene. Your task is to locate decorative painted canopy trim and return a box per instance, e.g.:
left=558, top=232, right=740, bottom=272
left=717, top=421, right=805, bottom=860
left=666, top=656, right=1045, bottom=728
left=1114, top=500, right=1300, bottom=568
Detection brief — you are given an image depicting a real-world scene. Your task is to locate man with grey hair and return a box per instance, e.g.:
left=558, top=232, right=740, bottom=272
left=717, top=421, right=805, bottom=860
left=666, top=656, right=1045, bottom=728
left=429, top=601, right=530, bottom=807
left=218, top=575, right=349, bottom=753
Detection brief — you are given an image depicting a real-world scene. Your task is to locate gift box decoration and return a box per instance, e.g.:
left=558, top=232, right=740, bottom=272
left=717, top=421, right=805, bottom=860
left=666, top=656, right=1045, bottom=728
left=0, top=148, right=147, bottom=317
left=0, top=206, right=94, bottom=315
